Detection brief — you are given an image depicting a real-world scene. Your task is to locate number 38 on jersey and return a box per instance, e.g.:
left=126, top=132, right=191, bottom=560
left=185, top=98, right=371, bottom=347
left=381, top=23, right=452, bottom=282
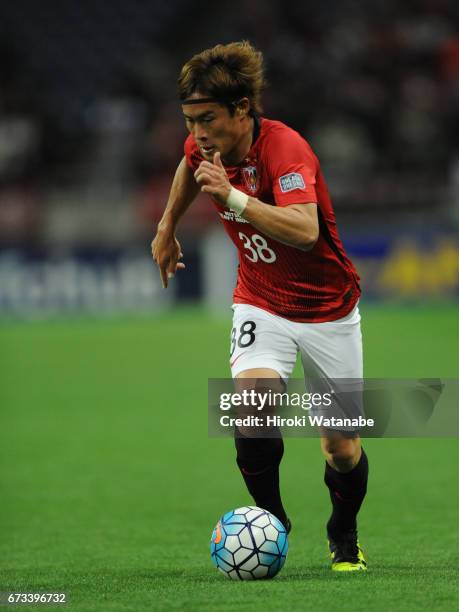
left=238, top=232, right=276, bottom=263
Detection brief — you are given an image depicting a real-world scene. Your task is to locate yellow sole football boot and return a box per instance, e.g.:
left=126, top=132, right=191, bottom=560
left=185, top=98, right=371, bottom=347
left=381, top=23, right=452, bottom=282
left=328, top=530, right=367, bottom=571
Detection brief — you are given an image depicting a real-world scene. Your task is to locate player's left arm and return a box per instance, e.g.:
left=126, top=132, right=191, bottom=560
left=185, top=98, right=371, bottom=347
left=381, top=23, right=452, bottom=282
left=194, top=153, right=318, bottom=251
left=238, top=198, right=318, bottom=251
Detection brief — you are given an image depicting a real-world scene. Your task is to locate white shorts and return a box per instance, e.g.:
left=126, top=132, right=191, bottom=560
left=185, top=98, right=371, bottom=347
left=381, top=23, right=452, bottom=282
left=229, top=303, right=363, bottom=382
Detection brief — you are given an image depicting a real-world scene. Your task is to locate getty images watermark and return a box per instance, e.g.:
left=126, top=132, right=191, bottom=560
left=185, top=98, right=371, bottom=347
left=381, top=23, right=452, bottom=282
left=218, top=389, right=374, bottom=430
left=208, top=379, right=459, bottom=438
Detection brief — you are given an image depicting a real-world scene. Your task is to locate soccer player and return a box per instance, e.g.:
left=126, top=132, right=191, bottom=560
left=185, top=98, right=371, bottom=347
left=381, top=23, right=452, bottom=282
left=152, top=42, right=368, bottom=571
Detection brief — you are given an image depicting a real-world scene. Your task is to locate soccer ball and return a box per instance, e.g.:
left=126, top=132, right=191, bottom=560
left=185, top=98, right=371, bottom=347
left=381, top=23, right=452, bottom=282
left=210, top=506, right=288, bottom=580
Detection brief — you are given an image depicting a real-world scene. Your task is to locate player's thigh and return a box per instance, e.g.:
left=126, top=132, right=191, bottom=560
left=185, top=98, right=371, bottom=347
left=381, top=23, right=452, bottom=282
left=299, top=304, right=364, bottom=430
left=298, top=304, right=363, bottom=380
left=235, top=368, right=281, bottom=380
left=230, top=304, right=298, bottom=382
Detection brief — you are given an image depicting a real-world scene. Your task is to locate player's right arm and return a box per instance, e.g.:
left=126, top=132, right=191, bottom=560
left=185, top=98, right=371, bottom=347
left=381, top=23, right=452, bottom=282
left=151, top=156, right=200, bottom=288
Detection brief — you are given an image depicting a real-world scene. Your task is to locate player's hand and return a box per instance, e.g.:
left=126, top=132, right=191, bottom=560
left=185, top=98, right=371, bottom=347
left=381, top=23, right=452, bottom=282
left=194, top=152, right=232, bottom=206
left=151, top=229, right=185, bottom=289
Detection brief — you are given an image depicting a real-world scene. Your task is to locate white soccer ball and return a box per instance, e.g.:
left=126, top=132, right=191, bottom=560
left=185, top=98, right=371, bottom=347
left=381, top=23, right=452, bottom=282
left=210, top=506, right=288, bottom=580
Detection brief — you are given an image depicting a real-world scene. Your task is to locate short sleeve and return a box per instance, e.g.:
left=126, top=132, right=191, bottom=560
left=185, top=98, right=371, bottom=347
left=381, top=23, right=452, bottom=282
left=184, top=134, right=200, bottom=171
left=265, top=128, right=319, bottom=207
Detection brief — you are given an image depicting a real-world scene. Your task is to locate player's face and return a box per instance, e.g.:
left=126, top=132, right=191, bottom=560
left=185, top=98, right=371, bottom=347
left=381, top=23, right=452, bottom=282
left=182, top=97, right=248, bottom=164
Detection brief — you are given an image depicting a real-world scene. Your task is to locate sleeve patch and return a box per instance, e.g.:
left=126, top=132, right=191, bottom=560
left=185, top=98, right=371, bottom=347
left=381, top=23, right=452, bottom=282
left=279, top=172, right=305, bottom=192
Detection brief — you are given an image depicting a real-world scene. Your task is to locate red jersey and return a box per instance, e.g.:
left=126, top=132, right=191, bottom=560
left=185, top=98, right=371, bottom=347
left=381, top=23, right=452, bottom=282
left=184, top=117, right=360, bottom=322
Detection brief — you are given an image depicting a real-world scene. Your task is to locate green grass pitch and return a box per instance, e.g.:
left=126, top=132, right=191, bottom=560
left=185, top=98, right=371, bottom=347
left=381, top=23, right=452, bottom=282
left=1, top=304, right=458, bottom=611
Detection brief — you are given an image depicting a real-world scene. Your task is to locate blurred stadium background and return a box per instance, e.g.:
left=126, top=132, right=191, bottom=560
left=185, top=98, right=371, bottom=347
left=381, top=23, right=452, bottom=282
left=1, top=0, right=459, bottom=315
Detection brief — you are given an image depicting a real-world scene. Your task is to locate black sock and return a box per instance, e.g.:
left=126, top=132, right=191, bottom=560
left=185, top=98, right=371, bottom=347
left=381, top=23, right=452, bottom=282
left=324, top=448, right=369, bottom=539
left=234, top=429, right=288, bottom=527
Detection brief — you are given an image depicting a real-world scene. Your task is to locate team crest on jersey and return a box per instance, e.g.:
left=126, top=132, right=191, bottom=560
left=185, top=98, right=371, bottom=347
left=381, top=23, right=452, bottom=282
left=279, top=172, right=305, bottom=192
left=242, top=166, right=258, bottom=192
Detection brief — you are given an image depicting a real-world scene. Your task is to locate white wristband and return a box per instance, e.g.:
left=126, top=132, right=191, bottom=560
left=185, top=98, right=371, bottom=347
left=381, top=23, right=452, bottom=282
left=226, top=187, right=249, bottom=215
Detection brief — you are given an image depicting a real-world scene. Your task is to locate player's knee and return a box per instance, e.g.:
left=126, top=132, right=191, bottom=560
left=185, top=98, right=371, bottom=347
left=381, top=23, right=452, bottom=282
left=233, top=380, right=284, bottom=437
left=321, top=437, right=361, bottom=471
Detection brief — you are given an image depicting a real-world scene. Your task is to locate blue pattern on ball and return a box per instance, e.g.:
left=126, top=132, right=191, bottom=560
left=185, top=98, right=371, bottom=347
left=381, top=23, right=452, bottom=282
left=277, top=531, right=288, bottom=555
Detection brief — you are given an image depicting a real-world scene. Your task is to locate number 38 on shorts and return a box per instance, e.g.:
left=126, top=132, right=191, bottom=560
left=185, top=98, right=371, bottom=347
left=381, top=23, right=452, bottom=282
left=230, top=320, right=257, bottom=357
